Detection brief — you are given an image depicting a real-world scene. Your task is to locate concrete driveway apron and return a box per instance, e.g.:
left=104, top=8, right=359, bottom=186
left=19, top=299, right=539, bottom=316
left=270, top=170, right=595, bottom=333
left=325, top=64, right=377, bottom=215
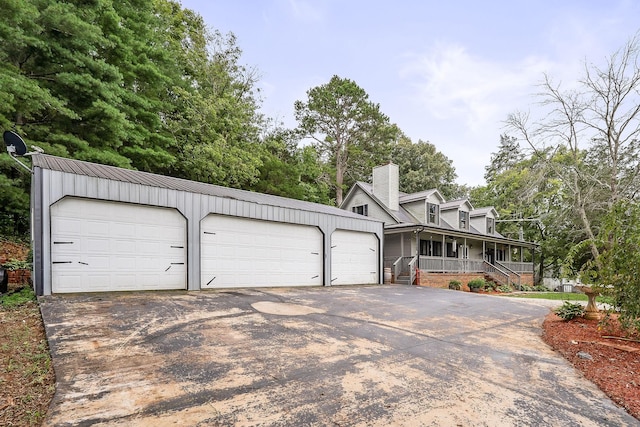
left=39, top=285, right=639, bottom=426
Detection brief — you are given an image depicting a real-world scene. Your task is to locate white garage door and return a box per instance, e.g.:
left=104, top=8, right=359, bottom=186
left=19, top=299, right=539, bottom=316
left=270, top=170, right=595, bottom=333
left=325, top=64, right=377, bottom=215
left=51, top=198, right=187, bottom=293
left=201, top=215, right=323, bottom=288
left=331, top=230, right=379, bottom=285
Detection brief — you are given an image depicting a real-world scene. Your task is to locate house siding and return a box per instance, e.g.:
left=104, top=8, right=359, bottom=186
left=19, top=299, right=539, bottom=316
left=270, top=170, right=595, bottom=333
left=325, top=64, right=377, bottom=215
left=33, top=160, right=384, bottom=296
left=402, top=200, right=425, bottom=223
left=341, top=187, right=397, bottom=224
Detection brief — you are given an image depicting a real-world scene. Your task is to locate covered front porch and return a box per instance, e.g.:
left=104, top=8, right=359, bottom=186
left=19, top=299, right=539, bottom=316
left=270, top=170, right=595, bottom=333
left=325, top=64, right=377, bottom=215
left=384, top=226, right=535, bottom=287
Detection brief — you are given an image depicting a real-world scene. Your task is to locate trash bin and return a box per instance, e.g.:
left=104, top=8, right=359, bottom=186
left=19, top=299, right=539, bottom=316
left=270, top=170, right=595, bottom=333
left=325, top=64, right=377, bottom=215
left=0, top=266, right=7, bottom=293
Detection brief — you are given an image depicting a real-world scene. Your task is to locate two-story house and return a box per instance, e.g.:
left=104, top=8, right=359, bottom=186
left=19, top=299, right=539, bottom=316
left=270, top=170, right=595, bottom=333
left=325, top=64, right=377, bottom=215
left=341, top=163, right=536, bottom=289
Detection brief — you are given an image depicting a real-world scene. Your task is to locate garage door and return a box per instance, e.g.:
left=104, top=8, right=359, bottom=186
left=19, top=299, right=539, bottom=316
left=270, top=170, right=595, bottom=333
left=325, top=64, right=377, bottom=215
left=201, top=215, right=323, bottom=288
left=51, top=198, right=187, bottom=293
left=331, top=230, right=378, bottom=285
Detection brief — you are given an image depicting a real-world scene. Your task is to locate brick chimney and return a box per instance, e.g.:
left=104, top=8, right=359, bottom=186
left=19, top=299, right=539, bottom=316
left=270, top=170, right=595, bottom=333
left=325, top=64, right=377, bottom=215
left=373, top=163, right=399, bottom=211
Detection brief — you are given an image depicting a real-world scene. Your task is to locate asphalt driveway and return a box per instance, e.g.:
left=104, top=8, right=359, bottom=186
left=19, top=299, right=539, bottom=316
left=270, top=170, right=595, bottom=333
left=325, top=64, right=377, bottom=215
left=39, top=286, right=638, bottom=426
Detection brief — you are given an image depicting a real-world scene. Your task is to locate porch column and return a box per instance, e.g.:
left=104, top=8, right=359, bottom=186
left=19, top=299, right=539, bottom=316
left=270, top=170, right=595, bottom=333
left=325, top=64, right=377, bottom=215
left=463, top=237, right=468, bottom=272
left=482, top=240, right=486, bottom=261
left=442, top=234, right=446, bottom=272
left=494, top=242, right=497, bottom=264
left=400, top=233, right=405, bottom=258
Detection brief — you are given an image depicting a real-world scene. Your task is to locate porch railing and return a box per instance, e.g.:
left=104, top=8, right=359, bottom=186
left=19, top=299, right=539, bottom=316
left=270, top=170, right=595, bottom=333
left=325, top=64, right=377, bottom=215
left=392, top=256, right=417, bottom=284
left=496, top=261, right=522, bottom=289
left=483, top=261, right=510, bottom=287
left=495, top=261, right=532, bottom=273
left=418, top=257, right=483, bottom=273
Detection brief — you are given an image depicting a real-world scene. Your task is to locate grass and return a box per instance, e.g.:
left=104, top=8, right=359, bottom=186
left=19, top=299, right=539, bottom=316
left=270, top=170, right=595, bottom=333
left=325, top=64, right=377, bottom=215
left=0, top=284, right=55, bottom=426
left=1, top=286, right=37, bottom=307
left=505, top=292, right=587, bottom=301
left=503, top=291, right=611, bottom=304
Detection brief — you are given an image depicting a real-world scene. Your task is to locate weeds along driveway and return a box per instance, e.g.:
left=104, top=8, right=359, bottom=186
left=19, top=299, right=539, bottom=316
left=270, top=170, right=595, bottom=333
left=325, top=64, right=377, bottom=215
left=39, top=285, right=638, bottom=426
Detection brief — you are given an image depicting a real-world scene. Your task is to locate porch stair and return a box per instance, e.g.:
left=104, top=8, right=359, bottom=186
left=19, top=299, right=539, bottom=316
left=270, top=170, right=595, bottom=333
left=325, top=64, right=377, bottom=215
left=395, top=274, right=412, bottom=285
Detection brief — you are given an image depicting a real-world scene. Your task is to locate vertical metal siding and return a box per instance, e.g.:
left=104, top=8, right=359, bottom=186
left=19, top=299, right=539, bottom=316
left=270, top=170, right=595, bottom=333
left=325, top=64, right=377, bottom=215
left=35, top=168, right=384, bottom=295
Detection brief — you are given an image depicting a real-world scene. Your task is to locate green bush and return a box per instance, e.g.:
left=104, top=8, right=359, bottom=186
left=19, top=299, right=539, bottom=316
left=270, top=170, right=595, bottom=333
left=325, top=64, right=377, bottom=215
left=484, top=282, right=497, bottom=291
left=497, top=284, right=513, bottom=293
left=520, top=284, right=533, bottom=292
left=448, top=280, right=461, bottom=290
left=467, top=278, right=485, bottom=289
left=554, top=301, right=585, bottom=321
left=2, top=259, right=32, bottom=271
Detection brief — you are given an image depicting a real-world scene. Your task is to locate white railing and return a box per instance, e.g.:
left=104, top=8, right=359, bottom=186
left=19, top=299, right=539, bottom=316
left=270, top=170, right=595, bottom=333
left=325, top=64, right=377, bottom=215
left=497, top=261, right=533, bottom=273
left=419, top=257, right=483, bottom=273
left=483, top=261, right=510, bottom=286
left=408, top=256, right=418, bottom=285
left=496, top=261, right=522, bottom=289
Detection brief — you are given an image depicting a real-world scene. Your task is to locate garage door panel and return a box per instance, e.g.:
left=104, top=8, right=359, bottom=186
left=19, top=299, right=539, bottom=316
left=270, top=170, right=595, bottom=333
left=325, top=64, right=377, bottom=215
left=331, top=230, right=379, bottom=286
left=201, top=215, right=323, bottom=288
left=51, top=198, right=187, bottom=293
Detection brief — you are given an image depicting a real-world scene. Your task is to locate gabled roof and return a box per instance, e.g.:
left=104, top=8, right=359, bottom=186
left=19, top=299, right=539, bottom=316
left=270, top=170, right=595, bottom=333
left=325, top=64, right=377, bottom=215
left=341, top=181, right=418, bottom=224
left=32, top=154, right=380, bottom=222
left=440, top=198, right=474, bottom=211
left=398, top=188, right=446, bottom=204
left=470, top=207, right=499, bottom=218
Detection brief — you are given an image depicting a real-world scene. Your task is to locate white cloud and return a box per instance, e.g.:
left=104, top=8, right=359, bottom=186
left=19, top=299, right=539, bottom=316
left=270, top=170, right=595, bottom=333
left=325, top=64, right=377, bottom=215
left=401, top=43, right=553, bottom=133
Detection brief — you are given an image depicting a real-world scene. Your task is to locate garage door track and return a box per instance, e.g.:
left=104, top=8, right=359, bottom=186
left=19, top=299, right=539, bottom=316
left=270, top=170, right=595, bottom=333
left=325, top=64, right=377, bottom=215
left=39, top=286, right=638, bottom=426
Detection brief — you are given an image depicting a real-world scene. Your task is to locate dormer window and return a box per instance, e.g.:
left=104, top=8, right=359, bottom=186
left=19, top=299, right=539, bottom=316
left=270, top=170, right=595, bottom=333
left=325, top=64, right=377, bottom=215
left=487, top=217, right=495, bottom=234
left=352, top=204, right=368, bottom=216
left=459, top=211, right=469, bottom=230
left=427, top=202, right=439, bottom=224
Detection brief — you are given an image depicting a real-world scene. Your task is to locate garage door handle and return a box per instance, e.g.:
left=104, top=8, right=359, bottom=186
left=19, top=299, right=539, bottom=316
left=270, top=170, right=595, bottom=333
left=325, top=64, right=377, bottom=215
left=311, top=252, right=319, bottom=255
left=369, top=248, right=375, bottom=251
left=171, top=245, right=184, bottom=249
left=78, top=262, right=89, bottom=265
left=53, top=241, right=74, bottom=244
left=205, top=276, right=216, bottom=286
left=311, top=275, right=319, bottom=279
left=164, top=262, right=185, bottom=272
left=52, top=261, right=72, bottom=264
left=203, top=231, right=216, bottom=235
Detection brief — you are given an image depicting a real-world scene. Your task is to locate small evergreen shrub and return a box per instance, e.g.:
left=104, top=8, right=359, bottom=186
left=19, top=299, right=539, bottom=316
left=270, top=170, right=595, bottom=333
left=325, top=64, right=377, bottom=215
left=467, top=278, right=485, bottom=290
left=497, top=284, right=513, bottom=293
left=554, top=301, right=585, bottom=321
left=448, top=280, right=461, bottom=290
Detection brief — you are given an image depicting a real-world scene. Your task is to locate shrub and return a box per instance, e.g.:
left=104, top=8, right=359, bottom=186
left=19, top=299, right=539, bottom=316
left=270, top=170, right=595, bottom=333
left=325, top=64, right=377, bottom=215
left=467, top=278, right=485, bottom=290
left=497, top=284, right=513, bottom=293
left=484, top=282, right=496, bottom=291
left=2, top=259, right=32, bottom=271
left=520, top=284, right=533, bottom=292
left=448, top=280, right=461, bottom=290
left=554, top=301, right=585, bottom=321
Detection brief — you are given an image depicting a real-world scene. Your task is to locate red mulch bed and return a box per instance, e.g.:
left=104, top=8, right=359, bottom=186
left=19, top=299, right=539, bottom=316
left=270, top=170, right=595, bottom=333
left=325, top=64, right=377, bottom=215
left=542, top=312, right=640, bottom=420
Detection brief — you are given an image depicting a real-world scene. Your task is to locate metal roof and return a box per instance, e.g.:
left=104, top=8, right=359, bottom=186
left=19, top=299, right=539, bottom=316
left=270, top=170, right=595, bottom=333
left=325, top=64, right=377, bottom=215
left=32, top=154, right=380, bottom=222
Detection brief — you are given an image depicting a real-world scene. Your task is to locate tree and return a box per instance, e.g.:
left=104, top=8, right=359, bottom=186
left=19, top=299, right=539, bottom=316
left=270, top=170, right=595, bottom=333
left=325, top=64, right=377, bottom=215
left=506, top=33, right=640, bottom=269
left=391, top=135, right=458, bottom=198
left=568, top=200, right=640, bottom=333
left=248, top=127, right=331, bottom=204
left=294, top=75, right=400, bottom=205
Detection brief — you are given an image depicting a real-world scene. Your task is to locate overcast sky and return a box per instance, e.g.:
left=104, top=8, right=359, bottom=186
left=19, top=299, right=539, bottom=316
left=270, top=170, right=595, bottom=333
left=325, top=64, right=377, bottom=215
left=179, top=0, right=640, bottom=186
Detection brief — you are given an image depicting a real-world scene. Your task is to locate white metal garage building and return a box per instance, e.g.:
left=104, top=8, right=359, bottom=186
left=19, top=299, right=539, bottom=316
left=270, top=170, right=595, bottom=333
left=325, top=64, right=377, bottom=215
left=31, top=155, right=384, bottom=295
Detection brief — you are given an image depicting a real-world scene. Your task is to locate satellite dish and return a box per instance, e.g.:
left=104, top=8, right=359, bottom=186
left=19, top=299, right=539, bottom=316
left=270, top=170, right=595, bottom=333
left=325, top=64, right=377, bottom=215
left=3, top=130, right=32, bottom=172
left=4, top=130, right=27, bottom=156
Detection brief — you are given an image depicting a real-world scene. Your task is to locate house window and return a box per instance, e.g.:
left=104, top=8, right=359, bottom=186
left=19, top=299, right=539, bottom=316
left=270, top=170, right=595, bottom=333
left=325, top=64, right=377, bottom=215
left=487, top=217, right=495, bottom=234
left=427, top=203, right=439, bottom=224
left=459, top=211, right=469, bottom=230
left=420, top=239, right=442, bottom=257
left=352, top=204, right=368, bottom=216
